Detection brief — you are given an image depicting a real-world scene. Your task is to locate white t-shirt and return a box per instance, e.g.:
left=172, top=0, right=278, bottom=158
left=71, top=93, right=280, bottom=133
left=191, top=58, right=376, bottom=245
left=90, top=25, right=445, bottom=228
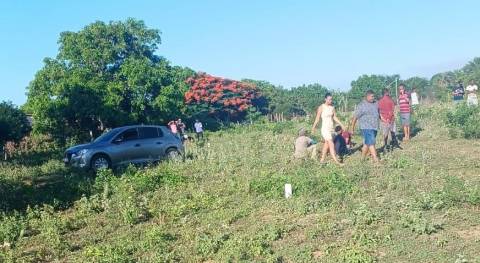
left=194, top=122, right=203, bottom=133
left=466, top=85, right=478, bottom=98
left=410, top=92, right=419, bottom=105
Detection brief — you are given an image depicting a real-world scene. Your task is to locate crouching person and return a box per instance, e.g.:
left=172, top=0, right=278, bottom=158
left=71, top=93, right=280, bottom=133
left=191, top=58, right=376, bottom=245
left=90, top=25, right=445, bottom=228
left=334, top=126, right=349, bottom=160
left=294, top=128, right=319, bottom=159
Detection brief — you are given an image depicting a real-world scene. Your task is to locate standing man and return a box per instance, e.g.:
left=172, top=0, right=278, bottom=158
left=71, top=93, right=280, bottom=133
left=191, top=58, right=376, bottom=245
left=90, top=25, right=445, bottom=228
left=398, top=84, right=411, bottom=141
left=378, top=88, right=400, bottom=152
left=177, top=119, right=186, bottom=139
left=194, top=119, right=204, bottom=141
left=452, top=81, right=465, bottom=104
left=410, top=87, right=420, bottom=107
left=351, top=90, right=380, bottom=163
left=466, top=80, right=478, bottom=106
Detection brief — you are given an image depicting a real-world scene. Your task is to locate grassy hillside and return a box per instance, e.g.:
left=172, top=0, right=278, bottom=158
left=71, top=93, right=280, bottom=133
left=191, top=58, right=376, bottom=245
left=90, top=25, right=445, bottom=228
left=1, top=104, right=479, bottom=262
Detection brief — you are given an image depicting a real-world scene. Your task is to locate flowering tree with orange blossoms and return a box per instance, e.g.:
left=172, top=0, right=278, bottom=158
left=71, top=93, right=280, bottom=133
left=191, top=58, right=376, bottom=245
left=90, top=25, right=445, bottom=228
left=185, top=73, right=264, bottom=122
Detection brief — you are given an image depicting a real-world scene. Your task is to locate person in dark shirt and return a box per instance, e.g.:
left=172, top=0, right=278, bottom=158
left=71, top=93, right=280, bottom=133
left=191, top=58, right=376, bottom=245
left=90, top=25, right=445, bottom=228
left=334, top=126, right=348, bottom=159
left=452, top=82, right=465, bottom=103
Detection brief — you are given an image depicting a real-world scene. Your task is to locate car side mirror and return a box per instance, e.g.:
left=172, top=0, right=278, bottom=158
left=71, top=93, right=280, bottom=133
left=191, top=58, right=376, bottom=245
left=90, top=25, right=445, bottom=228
left=113, top=137, right=123, bottom=144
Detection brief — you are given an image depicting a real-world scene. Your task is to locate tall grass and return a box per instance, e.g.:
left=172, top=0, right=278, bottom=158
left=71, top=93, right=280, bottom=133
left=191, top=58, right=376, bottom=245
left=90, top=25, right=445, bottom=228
left=1, top=103, right=479, bottom=262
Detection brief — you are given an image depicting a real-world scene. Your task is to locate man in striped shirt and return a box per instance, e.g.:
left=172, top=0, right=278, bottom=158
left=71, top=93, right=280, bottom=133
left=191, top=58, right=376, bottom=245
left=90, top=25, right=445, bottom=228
left=398, top=84, right=411, bottom=141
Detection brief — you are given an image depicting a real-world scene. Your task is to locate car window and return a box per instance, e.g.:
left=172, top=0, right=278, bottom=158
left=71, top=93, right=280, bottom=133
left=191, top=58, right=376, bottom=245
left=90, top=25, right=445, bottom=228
left=115, top=128, right=138, bottom=142
left=139, top=127, right=159, bottom=139
left=157, top=127, right=164, bottom=137
left=93, top=128, right=121, bottom=143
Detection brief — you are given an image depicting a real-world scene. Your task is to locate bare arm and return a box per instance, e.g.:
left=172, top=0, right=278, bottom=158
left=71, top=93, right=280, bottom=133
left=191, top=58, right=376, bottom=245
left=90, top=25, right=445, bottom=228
left=350, top=116, right=357, bottom=133
left=311, top=105, right=323, bottom=134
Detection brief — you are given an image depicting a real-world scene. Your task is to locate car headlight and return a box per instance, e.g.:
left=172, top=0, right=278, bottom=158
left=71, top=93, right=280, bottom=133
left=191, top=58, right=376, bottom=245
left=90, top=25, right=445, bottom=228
left=72, top=149, right=89, bottom=157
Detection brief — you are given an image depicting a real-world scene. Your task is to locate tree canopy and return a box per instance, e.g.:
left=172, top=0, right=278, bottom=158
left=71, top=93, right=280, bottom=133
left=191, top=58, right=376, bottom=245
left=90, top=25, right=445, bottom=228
left=25, top=19, right=194, bottom=142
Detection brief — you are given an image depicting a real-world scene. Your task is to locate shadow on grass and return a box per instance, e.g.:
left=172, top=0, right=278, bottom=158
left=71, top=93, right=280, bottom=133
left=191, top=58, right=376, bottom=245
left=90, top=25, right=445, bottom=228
left=0, top=168, right=95, bottom=212
left=7, top=149, right=63, bottom=167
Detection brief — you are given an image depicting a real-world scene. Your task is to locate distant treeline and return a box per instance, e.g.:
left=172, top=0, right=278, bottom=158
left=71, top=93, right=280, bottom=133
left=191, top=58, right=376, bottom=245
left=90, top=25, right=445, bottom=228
left=2, top=18, right=480, bottom=146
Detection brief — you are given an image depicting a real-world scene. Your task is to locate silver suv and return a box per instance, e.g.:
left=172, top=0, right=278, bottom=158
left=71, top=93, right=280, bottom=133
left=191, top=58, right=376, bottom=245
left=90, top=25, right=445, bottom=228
left=64, top=125, right=184, bottom=171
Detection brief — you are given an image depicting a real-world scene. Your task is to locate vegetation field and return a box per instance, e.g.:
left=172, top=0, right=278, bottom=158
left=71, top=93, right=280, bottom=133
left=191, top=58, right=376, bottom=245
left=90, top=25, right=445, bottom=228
left=1, top=104, right=479, bottom=262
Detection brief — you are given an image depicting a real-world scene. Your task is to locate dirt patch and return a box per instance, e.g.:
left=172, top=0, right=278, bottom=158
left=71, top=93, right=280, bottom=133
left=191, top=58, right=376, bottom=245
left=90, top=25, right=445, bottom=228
left=456, top=225, right=480, bottom=241
left=312, top=250, right=325, bottom=259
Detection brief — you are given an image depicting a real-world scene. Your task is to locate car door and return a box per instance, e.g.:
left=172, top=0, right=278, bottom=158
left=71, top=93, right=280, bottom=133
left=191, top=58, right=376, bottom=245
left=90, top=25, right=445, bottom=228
left=110, top=128, right=144, bottom=165
left=138, top=127, right=165, bottom=161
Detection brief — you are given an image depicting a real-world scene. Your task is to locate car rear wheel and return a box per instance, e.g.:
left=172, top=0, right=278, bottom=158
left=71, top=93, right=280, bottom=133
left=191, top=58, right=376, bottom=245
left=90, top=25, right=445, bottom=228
left=166, top=148, right=182, bottom=161
left=91, top=154, right=111, bottom=171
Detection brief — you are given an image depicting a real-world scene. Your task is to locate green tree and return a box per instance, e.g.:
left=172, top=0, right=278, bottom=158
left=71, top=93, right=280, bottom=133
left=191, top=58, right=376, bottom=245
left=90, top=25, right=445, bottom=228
left=461, top=57, right=480, bottom=83
left=241, top=79, right=287, bottom=114
left=25, top=19, right=194, bottom=142
left=403, top=76, right=430, bottom=98
left=349, top=74, right=400, bottom=103
left=0, top=101, right=31, bottom=146
left=289, top=84, right=330, bottom=114
left=430, top=71, right=457, bottom=101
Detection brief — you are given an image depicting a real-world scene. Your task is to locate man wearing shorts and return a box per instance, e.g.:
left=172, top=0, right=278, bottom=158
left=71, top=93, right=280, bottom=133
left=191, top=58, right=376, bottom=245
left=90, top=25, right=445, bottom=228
left=351, top=90, right=380, bottom=163
left=398, top=84, right=411, bottom=141
left=378, top=88, right=400, bottom=152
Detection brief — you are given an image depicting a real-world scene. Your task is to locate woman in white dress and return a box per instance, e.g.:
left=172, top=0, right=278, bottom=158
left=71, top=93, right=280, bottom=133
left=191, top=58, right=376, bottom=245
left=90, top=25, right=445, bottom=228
left=311, top=93, right=345, bottom=165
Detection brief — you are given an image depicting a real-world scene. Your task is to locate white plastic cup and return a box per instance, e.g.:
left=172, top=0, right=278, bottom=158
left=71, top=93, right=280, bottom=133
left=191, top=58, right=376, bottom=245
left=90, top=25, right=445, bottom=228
left=285, top=184, right=292, bottom=198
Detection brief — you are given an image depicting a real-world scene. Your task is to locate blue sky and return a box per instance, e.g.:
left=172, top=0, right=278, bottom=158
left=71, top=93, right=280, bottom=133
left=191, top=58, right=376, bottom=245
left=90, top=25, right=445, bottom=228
left=1, top=1, right=479, bottom=105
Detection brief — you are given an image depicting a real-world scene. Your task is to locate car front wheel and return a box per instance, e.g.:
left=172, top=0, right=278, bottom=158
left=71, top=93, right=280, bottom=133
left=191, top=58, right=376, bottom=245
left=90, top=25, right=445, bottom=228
left=91, top=154, right=111, bottom=171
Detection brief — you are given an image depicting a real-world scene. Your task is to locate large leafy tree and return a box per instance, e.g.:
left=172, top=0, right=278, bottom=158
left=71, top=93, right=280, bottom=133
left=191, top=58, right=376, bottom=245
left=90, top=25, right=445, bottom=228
left=0, top=101, right=30, bottom=147
left=349, top=74, right=400, bottom=103
left=25, top=19, right=193, bottom=142
left=288, top=84, right=330, bottom=114
left=241, top=79, right=287, bottom=114
left=461, top=57, right=480, bottom=83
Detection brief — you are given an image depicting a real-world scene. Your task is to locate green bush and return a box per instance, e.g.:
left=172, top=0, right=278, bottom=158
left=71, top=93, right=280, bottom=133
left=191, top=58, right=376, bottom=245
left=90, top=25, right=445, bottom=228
left=0, top=212, right=26, bottom=247
left=445, top=103, right=480, bottom=138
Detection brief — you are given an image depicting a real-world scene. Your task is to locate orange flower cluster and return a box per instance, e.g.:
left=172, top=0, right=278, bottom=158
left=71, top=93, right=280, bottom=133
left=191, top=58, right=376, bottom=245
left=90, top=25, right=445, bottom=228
left=185, top=73, right=260, bottom=113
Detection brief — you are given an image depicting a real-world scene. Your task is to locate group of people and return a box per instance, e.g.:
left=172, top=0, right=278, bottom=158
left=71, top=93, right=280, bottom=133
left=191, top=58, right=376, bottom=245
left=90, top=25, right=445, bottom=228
left=295, top=84, right=419, bottom=165
left=452, top=80, right=478, bottom=106
left=168, top=118, right=204, bottom=141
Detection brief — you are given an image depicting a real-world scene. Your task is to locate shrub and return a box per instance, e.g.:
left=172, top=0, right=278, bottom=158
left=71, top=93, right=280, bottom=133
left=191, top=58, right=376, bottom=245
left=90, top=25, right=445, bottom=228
left=0, top=101, right=31, bottom=147
left=400, top=211, right=443, bottom=235
left=445, top=103, right=480, bottom=138
left=0, top=212, right=26, bottom=247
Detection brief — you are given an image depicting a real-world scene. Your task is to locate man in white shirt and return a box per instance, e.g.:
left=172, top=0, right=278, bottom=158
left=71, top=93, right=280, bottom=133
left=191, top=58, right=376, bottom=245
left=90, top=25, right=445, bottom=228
left=466, top=80, right=478, bottom=106
left=194, top=119, right=204, bottom=141
left=410, top=87, right=420, bottom=106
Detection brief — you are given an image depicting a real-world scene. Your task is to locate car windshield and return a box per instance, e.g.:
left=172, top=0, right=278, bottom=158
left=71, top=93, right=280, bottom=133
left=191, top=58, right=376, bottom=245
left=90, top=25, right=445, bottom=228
left=93, top=128, right=121, bottom=143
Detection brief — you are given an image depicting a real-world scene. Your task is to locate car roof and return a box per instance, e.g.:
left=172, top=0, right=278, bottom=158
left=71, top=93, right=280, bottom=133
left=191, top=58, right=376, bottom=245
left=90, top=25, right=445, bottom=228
left=120, top=124, right=167, bottom=129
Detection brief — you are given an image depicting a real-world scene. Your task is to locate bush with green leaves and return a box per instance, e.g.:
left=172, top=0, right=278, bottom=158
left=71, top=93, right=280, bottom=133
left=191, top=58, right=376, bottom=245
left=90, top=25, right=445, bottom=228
left=445, top=103, right=480, bottom=138
left=0, top=101, right=30, bottom=147
left=0, top=212, right=26, bottom=247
